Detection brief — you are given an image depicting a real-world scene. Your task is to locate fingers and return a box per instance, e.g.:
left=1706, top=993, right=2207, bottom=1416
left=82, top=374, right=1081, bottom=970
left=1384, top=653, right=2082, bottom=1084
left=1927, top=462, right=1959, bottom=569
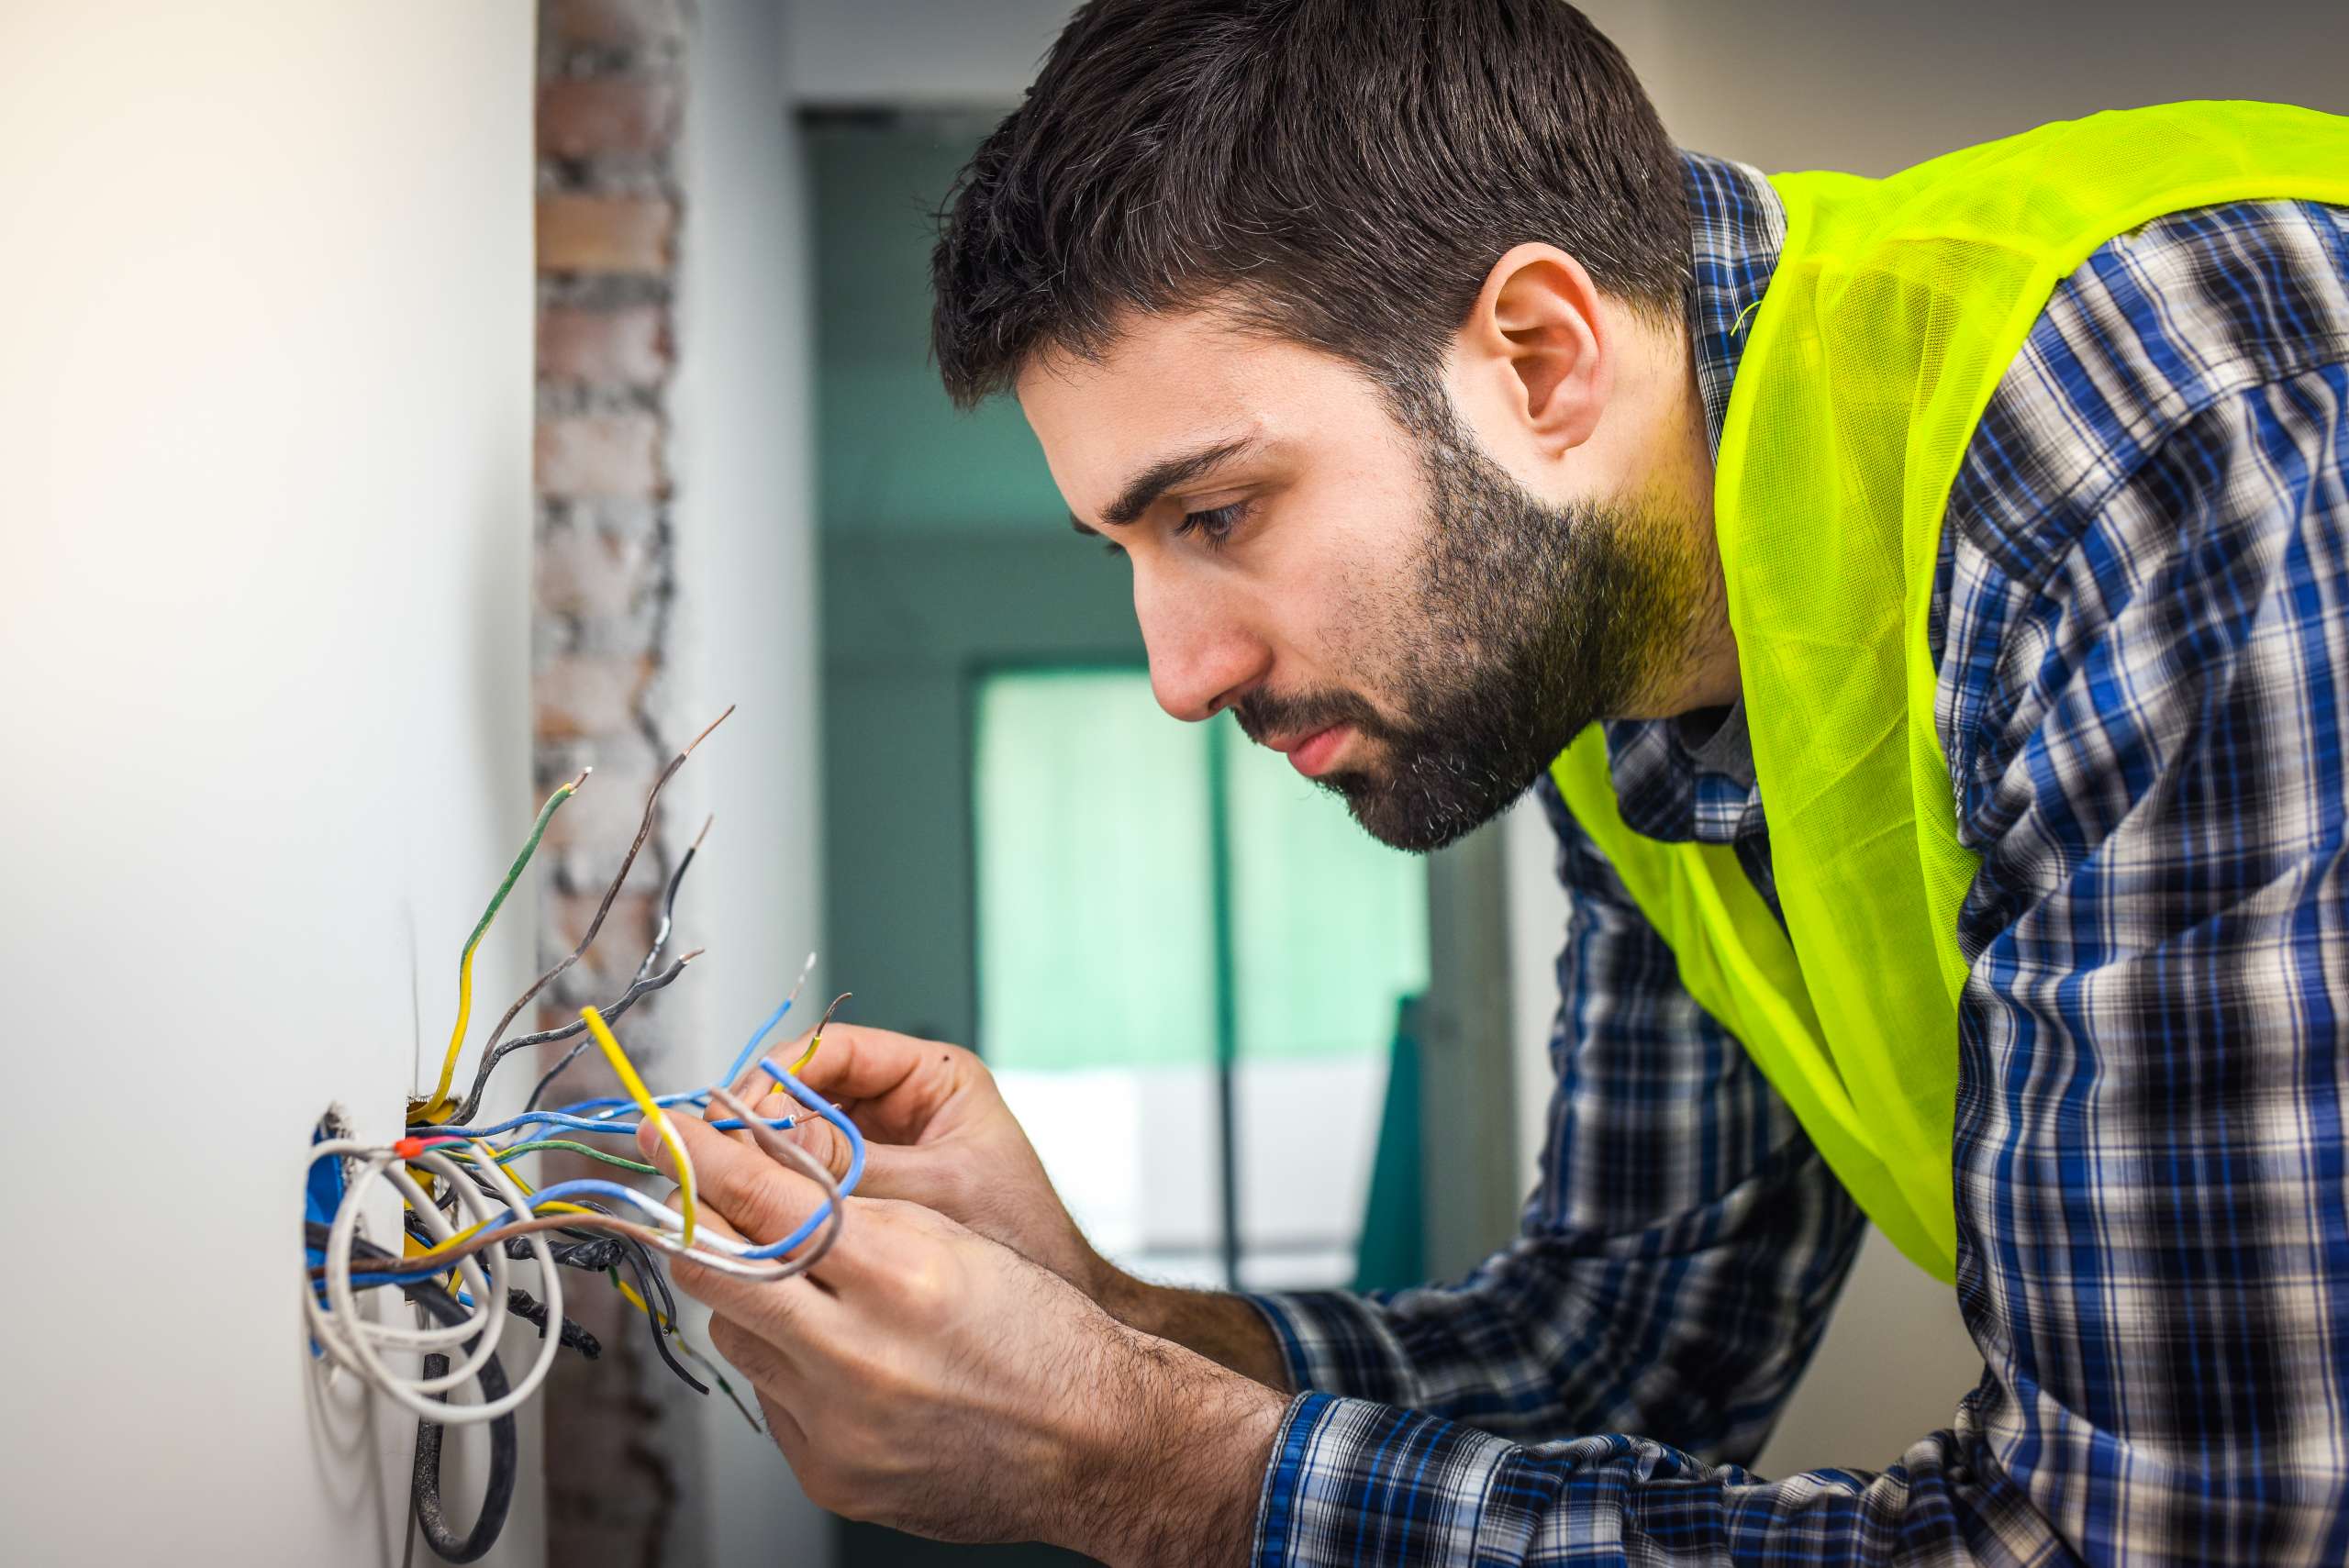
left=639, top=1107, right=848, bottom=1260
left=766, top=1023, right=990, bottom=1144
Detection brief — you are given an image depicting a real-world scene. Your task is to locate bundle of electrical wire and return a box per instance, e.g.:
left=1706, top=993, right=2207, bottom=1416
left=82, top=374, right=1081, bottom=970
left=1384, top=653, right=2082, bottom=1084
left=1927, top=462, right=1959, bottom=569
left=300, top=709, right=867, bottom=1562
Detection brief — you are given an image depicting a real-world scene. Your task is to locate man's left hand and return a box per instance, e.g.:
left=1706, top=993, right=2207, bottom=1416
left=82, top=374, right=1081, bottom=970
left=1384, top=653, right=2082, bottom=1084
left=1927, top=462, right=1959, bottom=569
left=637, top=1108, right=1288, bottom=1565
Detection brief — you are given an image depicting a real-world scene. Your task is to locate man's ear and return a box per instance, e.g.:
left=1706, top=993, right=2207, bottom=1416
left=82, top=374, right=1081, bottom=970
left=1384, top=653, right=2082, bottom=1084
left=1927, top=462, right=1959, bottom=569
left=1451, top=242, right=1610, bottom=456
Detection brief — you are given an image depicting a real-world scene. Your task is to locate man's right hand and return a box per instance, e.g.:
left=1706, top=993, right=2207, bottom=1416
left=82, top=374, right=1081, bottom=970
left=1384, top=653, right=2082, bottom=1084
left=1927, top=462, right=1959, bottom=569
left=735, top=1021, right=1293, bottom=1391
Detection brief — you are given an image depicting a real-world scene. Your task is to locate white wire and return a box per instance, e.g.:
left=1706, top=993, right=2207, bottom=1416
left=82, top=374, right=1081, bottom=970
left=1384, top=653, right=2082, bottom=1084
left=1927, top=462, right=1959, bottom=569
left=306, top=1148, right=506, bottom=1405
left=306, top=1142, right=563, bottom=1426
left=304, top=1104, right=846, bottom=1425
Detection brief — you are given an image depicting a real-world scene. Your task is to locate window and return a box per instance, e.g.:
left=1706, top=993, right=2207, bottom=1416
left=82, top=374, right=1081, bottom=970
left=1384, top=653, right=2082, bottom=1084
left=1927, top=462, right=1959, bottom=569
left=974, top=667, right=1429, bottom=1289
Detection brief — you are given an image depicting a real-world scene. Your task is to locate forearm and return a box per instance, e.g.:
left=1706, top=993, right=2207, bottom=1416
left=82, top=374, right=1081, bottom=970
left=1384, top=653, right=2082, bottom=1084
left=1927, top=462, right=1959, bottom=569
left=1096, top=1266, right=1294, bottom=1391
left=1066, top=1330, right=1290, bottom=1568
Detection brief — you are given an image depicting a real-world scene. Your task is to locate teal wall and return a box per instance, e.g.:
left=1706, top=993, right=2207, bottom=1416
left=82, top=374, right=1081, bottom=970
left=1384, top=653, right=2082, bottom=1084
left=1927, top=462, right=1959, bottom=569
left=812, top=114, right=1119, bottom=1568
left=811, top=116, right=1066, bottom=537
left=812, top=113, right=1146, bottom=1045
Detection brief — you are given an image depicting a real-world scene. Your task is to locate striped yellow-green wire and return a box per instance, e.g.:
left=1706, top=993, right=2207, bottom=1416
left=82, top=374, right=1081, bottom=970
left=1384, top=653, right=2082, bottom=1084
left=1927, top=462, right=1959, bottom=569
left=417, top=771, right=588, bottom=1121
left=582, top=1005, right=697, bottom=1247
left=458, top=1139, right=659, bottom=1176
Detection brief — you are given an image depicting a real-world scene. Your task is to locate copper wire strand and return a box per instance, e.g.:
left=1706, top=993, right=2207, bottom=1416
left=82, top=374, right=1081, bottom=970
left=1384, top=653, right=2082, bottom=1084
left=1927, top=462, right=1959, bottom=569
left=471, top=706, right=734, bottom=1078
left=443, top=950, right=704, bottom=1127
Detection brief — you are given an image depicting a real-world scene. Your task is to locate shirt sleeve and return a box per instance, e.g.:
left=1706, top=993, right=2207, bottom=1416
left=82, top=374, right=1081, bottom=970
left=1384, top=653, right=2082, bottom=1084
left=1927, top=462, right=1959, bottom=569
left=1251, top=366, right=2349, bottom=1566
left=1249, top=778, right=1866, bottom=1461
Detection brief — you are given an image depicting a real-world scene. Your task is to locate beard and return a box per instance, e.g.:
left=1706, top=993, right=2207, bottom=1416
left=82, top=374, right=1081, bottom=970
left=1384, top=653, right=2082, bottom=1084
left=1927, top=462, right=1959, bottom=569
left=1234, top=389, right=1704, bottom=853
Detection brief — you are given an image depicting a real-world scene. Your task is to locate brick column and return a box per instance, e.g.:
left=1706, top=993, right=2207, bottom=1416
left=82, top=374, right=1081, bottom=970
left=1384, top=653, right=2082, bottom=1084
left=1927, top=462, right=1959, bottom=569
left=533, top=3, right=707, bottom=1562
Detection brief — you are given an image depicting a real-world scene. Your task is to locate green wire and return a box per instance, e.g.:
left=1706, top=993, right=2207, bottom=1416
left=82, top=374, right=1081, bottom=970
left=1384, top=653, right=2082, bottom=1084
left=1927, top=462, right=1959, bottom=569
left=479, top=1139, right=658, bottom=1175
left=421, top=770, right=586, bottom=1118
left=461, top=773, right=583, bottom=962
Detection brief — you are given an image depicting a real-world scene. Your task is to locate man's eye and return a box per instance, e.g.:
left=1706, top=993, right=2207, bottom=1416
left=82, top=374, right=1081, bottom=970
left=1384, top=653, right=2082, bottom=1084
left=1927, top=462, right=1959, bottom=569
left=1173, top=501, right=1249, bottom=548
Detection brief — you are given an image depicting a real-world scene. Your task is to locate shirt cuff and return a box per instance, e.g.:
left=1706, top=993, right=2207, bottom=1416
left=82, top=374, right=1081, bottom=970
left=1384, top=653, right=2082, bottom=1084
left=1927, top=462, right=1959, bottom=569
left=1245, top=1290, right=1419, bottom=1407
left=1250, top=1391, right=1531, bottom=1568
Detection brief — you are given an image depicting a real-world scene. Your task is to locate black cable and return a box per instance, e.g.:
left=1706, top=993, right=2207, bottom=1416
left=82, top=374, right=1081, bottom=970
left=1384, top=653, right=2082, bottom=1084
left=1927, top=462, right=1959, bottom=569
left=306, top=1226, right=516, bottom=1565
left=636, top=813, right=711, bottom=982
left=519, top=1037, right=592, bottom=1118
left=516, top=834, right=707, bottom=1119
left=507, top=1234, right=629, bottom=1273
left=504, top=1287, right=600, bottom=1359
left=614, top=1235, right=708, bottom=1396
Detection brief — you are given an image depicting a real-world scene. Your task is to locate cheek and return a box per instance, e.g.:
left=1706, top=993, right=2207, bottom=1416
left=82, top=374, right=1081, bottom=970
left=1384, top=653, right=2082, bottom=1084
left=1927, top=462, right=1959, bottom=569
left=1283, top=525, right=1422, bottom=689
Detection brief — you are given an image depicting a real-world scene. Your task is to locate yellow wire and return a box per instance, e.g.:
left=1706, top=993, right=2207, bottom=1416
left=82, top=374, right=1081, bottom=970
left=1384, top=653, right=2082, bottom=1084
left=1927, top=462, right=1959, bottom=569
left=583, top=1005, right=697, bottom=1248
left=421, top=939, right=485, bottom=1121
left=788, top=1029, right=824, bottom=1074
left=408, top=1198, right=601, bottom=1263
left=614, top=1275, right=660, bottom=1323
left=417, top=773, right=584, bottom=1121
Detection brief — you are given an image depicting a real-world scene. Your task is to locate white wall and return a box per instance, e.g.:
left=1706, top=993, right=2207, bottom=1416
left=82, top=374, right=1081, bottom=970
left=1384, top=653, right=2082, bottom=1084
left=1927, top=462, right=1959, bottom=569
left=784, top=0, right=1077, bottom=106
left=674, top=2, right=834, bottom=1562
left=0, top=4, right=536, bottom=1564
left=1578, top=0, right=2349, bottom=179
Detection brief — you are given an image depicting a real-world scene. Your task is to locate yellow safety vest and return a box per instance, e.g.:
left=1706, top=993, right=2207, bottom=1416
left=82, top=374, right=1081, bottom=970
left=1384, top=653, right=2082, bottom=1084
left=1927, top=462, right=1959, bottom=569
left=1551, top=102, right=2349, bottom=1282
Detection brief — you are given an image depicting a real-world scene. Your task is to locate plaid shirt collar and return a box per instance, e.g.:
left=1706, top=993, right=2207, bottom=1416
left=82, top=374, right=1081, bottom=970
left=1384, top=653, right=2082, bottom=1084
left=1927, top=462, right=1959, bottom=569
left=1681, top=150, right=1787, bottom=461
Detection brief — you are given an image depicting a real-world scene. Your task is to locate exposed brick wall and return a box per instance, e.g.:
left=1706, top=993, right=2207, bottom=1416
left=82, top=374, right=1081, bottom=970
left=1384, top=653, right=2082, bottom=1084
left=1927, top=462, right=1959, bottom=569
left=533, top=2, right=707, bottom=1562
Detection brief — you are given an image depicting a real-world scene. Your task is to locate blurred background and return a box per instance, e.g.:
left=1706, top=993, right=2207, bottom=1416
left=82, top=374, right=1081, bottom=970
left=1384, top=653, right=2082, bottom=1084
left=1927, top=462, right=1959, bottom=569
left=6, top=2, right=2345, bottom=1565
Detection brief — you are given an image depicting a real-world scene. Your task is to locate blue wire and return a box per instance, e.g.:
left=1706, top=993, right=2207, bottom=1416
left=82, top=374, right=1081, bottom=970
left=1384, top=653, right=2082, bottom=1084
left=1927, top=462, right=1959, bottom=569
left=735, top=1058, right=865, bottom=1259
left=718, top=993, right=797, bottom=1095
left=347, top=1060, right=865, bottom=1284
left=554, top=1088, right=713, bottom=1116
left=422, top=1106, right=798, bottom=1142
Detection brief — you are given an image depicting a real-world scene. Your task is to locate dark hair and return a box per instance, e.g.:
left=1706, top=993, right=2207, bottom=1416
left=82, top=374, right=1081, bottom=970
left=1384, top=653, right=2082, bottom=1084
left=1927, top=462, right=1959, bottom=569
left=931, top=0, right=1688, bottom=412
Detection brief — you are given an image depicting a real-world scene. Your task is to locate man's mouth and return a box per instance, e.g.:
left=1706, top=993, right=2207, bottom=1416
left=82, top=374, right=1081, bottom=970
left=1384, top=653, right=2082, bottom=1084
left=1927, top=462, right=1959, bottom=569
left=1272, top=723, right=1348, bottom=779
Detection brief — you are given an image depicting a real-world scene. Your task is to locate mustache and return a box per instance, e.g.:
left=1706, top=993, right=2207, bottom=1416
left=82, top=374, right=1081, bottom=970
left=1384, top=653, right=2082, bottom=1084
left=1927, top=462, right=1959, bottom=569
left=1231, top=685, right=1396, bottom=750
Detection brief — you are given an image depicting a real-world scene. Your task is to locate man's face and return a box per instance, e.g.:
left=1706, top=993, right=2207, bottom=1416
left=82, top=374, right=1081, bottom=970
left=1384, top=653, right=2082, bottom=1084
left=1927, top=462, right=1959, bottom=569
left=1019, top=310, right=1695, bottom=851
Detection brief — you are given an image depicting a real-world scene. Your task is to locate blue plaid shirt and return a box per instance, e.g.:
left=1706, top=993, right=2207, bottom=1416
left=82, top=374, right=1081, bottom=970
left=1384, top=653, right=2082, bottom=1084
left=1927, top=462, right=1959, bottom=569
left=1245, top=151, right=2349, bottom=1566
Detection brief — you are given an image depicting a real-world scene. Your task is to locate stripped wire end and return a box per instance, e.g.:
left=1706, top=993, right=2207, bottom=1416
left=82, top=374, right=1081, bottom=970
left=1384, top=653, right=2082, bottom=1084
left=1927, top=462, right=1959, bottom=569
left=790, top=992, right=852, bottom=1074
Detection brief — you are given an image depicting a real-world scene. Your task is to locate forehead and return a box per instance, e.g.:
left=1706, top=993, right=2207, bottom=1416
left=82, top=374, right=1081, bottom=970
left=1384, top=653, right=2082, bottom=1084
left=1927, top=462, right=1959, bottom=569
left=1014, top=309, right=1391, bottom=515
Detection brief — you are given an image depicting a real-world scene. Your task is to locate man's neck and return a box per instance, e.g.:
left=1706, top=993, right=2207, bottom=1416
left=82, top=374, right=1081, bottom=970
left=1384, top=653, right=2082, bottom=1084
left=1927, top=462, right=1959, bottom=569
left=1608, top=313, right=1741, bottom=720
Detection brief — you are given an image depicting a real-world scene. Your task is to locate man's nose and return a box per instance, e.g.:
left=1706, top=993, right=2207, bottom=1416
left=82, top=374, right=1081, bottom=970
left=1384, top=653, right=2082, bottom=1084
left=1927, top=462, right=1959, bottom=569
left=1134, top=569, right=1265, bottom=723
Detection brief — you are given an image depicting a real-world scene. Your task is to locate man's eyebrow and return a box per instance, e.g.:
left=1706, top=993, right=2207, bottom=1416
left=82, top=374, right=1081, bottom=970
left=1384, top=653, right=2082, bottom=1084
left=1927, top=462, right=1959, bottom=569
left=1086, top=437, right=1259, bottom=530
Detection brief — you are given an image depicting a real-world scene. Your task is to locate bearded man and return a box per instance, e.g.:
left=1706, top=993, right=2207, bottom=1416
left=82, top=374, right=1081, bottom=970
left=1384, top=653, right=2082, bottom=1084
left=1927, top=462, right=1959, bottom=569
left=636, top=3, right=2349, bottom=1562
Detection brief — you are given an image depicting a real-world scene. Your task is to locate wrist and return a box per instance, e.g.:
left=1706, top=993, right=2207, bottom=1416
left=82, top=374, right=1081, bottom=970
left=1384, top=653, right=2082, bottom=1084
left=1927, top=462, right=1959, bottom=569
left=1089, top=1254, right=1157, bottom=1328
left=1059, top=1329, right=1287, bottom=1567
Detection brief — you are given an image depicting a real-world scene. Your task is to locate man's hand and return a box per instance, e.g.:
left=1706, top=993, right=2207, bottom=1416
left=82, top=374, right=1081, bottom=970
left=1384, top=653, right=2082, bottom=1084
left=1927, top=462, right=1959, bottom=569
left=640, top=1109, right=1288, bottom=1564
left=739, top=1022, right=1108, bottom=1294
left=738, top=1023, right=1293, bottom=1388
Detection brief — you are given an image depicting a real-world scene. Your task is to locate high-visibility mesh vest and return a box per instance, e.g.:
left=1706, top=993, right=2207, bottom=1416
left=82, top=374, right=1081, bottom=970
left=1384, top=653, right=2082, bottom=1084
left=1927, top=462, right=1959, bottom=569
left=1550, top=102, right=2349, bottom=1282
